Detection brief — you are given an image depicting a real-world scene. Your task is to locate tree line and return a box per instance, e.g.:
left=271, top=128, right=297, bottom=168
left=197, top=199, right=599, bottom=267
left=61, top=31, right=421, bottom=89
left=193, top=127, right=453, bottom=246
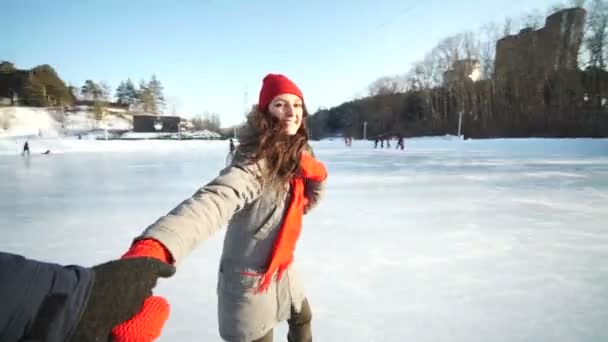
left=77, top=76, right=165, bottom=120
left=309, top=0, right=608, bottom=139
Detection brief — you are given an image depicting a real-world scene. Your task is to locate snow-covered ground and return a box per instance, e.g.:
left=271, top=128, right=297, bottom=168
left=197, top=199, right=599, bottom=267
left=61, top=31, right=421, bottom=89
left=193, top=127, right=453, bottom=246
left=1, top=137, right=607, bottom=341
left=0, top=107, right=221, bottom=142
left=0, top=107, right=132, bottom=138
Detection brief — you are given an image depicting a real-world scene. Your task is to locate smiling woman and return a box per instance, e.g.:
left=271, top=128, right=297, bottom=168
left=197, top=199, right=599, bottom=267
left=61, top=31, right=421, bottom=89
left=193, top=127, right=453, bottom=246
left=268, top=94, right=304, bottom=135
left=114, top=73, right=328, bottom=342
left=261, top=74, right=305, bottom=136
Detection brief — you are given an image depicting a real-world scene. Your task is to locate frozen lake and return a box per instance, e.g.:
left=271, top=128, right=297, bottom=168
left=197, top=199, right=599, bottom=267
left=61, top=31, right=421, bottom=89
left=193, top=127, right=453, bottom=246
left=1, top=137, right=607, bottom=341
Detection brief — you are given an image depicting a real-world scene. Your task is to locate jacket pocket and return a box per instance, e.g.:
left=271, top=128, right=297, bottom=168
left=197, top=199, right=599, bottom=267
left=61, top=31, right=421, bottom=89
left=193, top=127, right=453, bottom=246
left=252, top=205, right=279, bottom=240
left=218, top=266, right=262, bottom=295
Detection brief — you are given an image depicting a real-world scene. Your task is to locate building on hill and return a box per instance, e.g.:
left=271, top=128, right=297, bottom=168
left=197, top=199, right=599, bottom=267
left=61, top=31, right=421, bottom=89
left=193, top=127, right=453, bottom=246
left=443, top=59, right=481, bottom=85
left=133, top=115, right=181, bottom=133
left=494, top=7, right=586, bottom=83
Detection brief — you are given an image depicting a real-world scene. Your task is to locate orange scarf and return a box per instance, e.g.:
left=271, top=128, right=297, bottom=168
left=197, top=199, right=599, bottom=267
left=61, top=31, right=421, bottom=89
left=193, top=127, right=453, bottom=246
left=256, top=153, right=327, bottom=293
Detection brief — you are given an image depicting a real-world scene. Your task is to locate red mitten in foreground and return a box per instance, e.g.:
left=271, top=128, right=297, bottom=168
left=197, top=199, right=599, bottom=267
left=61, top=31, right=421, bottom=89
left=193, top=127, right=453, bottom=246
left=111, top=296, right=171, bottom=342
left=112, top=239, right=174, bottom=342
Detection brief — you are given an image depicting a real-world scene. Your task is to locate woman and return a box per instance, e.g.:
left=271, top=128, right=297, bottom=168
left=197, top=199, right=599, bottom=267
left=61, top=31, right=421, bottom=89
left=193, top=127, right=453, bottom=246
left=115, top=73, right=328, bottom=342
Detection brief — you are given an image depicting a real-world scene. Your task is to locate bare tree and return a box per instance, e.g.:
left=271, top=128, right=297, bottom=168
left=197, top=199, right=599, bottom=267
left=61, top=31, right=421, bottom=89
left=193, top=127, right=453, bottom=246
left=503, top=17, right=514, bottom=36
left=98, top=81, right=111, bottom=102
left=571, top=0, right=586, bottom=7
left=207, top=112, right=221, bottom=132
left=426, top=47, right=447, bottom=85
left=350, top=90, right=366, bottom=101
left=191, top=111, right=222, bottom=132
left=479, top=22, right=500, bottom=79
left=436, top=34, right=463, bottom=69
left=165, top=94, right=182, bottom=116
left=408, top=53, right=438, bottom=90
left=585, top=0, right=608, bottom=69
left=429, top=34, right=465, bottom=87
left=520, top=9, right=544, bottom=30
left=462, top=30, right=481, bottom=60
left=547, top=2, right=567, bottom=16
left=368, top=75, right=408, bottom=96
left=191, top=115, right=204, bottom=131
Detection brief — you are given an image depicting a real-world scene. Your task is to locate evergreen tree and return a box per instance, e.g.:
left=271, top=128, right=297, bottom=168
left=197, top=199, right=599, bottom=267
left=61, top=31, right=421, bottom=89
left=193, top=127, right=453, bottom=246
left=22, top=76, right=46, bottom=106
left=124, top=79, right=138, bottom=107
left=116, top=79, right=139, bottom=108
left=115, top=81, right=129, bottom=105
left=138, top=79, right=156, bottom=113
left=81, top=80, right=99, bottom=101
left=148, top=74, right=165, bottom=114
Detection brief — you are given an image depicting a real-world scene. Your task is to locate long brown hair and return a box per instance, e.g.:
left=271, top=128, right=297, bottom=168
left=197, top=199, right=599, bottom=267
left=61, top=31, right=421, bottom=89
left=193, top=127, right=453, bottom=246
left=237, top=105, right=309, bottom=186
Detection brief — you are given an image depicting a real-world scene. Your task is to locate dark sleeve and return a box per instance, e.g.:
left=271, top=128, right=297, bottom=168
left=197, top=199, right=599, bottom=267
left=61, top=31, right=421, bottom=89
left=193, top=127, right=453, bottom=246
left=0, top=252, right=94, bottom=342
left=304, top=179, right=325, bottom=214
left=302, top=144, right=325, bottom=214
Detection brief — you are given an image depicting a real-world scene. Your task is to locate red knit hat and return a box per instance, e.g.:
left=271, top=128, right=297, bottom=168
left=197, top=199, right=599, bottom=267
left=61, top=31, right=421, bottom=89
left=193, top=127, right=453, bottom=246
left=258, top=73, right=304, bottom=111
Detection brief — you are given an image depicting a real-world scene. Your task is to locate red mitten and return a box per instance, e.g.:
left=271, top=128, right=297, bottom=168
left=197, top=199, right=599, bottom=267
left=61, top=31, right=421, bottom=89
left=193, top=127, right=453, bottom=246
left=111, top=296, right=171, bottom=342
left=300, top=152, right=328, bottom=182
left=121, top=239, right=173, bottom=263
left=113, top=239, right=174, bottom=341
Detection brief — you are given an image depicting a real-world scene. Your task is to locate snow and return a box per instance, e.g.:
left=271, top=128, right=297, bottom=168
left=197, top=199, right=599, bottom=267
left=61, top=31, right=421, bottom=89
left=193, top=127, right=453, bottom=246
left=120, top=132, right=175, bottom=139
left=187, top=130, right=222, bottom=139
left=120, top=130, right=221, bottom=140
left=1, top=137, right=607, bottom=341
left=0, top=107, right=221, bottom=142
left=0, top=107, right=62, bottom=137
left=63, top=111, right=132, bottom=133
left=0, top=107, right=132, bottom=138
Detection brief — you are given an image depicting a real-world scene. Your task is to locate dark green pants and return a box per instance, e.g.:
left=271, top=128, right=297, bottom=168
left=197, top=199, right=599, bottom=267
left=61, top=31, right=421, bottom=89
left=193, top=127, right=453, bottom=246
left=253, top=298, right=312, bottom=342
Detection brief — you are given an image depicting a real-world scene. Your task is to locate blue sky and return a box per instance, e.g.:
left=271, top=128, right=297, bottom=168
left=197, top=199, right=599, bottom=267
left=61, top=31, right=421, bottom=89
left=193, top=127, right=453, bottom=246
left=3, top=0, right=562, bottom=126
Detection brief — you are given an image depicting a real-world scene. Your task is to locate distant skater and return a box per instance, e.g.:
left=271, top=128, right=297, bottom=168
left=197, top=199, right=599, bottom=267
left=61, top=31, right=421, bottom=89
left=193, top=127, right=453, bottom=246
left=396, top=137, right=405, bottom=150
left=22, top=141, right=30, bottom=157
left=229, top=138, right=236, bottom=153
left=226, top=139, right=237, bottom=165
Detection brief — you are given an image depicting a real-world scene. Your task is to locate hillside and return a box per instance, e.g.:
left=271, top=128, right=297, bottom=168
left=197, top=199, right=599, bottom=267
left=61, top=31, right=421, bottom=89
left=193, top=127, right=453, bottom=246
left=0, top=107, right=132, bottom=138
